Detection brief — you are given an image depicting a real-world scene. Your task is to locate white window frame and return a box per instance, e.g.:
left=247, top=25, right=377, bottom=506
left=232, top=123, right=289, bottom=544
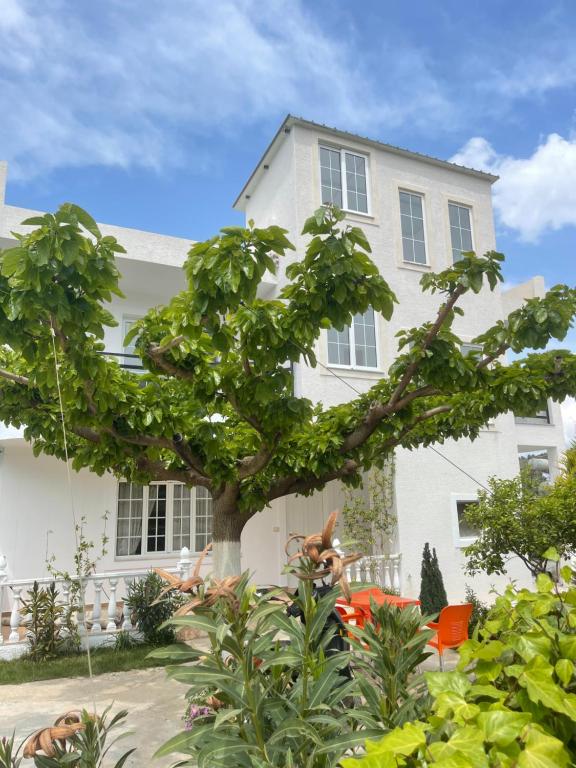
left=319, top=144, right=371, bottom=216
left=327, top=310, right=380, bottom=372
left=115, top=481, right=213, bottom=559
left=399, top=189, right=429, bottom=266
left=451, top=493, right=480, bottom=548
left=448, top=202, right=475, bottom=263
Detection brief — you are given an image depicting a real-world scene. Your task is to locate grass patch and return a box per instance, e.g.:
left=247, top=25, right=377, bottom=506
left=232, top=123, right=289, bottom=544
left=0, top=643, right=172, bottom=685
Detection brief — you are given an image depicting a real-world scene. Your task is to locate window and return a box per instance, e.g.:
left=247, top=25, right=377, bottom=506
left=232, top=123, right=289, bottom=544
left=518, top=449, right=552, bottom=487
left=115, top=482, right=213, bottom=557
left=327, top=308, right=378, bottom=369
left=320, top=146, right=368, bottom=213
left=399, top=191, right=427, bottom=265
left=449, top=203, right=473, bottom=262
left=122, top=316, right=143, bottom=370
left=515, top=404, right=551, bottom=426
left=451, top=494, right=480, bottom=546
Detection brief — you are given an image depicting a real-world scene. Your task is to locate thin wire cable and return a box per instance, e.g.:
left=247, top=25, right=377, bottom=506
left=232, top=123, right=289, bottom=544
left=49, top=323, right=99, bottom=721
left=288, top=337, right=491, bottom=492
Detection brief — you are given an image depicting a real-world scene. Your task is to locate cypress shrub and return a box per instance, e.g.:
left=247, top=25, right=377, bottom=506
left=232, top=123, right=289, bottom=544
left=419, top=542, right=448, bottom=618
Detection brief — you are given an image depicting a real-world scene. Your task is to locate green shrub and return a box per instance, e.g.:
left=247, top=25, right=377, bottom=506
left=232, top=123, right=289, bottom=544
left=0, top=734, right=22, bottom=768
left=464, top=585, right=490, bottom=636
left=418, top=543, right=448, bottom=619
left=342, top=550, right=576, bottom=767
left=20, top=581, right=79, bottom=662
left=124, top=572, right=183, bottom=645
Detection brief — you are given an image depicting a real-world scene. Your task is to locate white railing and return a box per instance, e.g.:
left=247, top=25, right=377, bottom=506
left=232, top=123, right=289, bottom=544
left=0, top=547, right=195, bottom=659
left=346, top=554, right=402, bottom=592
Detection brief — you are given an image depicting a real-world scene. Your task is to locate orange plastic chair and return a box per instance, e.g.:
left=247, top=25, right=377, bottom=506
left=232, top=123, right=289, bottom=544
left=335, top=604, right=367, bottom=639
left=427, top=604, right=473, bottom=669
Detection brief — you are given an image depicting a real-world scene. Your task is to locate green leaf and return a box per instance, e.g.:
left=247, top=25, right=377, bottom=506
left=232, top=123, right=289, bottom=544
left=366, top=721, right=428, bottom=757
left=517, top=728, right=570, bottom=768
left=555, top=658, right=574, bottom=686
left=477, top=711, right=531, bottom=747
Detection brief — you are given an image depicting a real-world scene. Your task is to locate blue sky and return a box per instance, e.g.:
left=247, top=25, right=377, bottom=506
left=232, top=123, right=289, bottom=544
left=1, top=0, right=574, bottom=433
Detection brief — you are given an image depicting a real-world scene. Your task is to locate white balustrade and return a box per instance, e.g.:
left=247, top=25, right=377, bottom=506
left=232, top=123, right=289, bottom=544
left=177, top=546, right=192, bottom=580
left=346, top=554, right=402, bottom=593
left=122, top=576, right=134, bottom=631
left=0, top=554, right=7, bottom=646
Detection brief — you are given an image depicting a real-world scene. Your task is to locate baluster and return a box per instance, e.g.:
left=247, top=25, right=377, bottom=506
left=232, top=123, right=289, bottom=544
left=9, top=586, right=23, bottom=642
left=392, top=556, right=401, bottom=592
left=106, top=578, right=118, bottom=631
left=122, top=577, right=134, bottom=631
left=91, top=579, right=103, bottom=633
left=178, top=547, right=192, bottom=580
left=383, top=559, right=392, bottom=590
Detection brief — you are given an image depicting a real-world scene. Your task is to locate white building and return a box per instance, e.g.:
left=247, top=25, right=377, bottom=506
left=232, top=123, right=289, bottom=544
left=0, top=117, right=567, bottom=647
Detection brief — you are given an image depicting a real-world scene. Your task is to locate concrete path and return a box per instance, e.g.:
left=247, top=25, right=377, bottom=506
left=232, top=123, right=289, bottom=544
left=0, top=666, right=189, bottom=767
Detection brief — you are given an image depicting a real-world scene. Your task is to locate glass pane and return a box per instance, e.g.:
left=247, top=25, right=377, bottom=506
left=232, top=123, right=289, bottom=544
left=461, top=228, right=473, bottom=251
left=327, top=326, right=351, bottom=365
left=457, top=501, right=479, bottom=539
left=353, top=309, right=377, bottom=369
left=402, top=237, right=415, bottom=262
left=118, top=482, right=130, bottom=500
left=117, top=519, right=129, bottom=537
left=410, top=194, right=423, bottom=218
left=451, top=226, right=462, bottom=250
left=459, top=206, right=470, bottom=229
left=412, top=217, right=424, bottom=242
left=401, top=214, right=413, bottom=238
left=116, top=539, right=129, bottom=556
left=347, top=191, right=358, bottom=211
left=413, top=241, right=427, bottom=265
left=449, top=204, right=459, bottom=227
left=399, top=191, right=411, bottom=216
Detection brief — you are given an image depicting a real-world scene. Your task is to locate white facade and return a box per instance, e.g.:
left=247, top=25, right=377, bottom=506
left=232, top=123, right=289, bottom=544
left=0, top=118, right=567, bottom=616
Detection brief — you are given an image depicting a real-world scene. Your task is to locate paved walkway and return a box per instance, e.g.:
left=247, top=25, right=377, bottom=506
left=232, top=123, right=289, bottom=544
left=0, top=666, right=189, bottom=767
left=0, top=648, right=458, bottom=766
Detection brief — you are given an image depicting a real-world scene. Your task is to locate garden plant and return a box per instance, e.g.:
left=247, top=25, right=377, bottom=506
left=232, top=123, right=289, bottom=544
left=0, top=205, right=574, bottom=576
left=342, top=549, right=576, bottom=767
left=418, top=544, right=448, bottom=619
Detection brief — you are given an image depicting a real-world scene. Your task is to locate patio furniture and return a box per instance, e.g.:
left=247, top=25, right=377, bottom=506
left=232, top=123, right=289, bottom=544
left=335, top=604, right=367, bottom=631
left=426, top=603, right=473, bottom=669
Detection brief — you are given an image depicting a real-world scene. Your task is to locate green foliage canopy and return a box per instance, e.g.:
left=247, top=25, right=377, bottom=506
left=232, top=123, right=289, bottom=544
left=0, top=203, right=575, bottom=559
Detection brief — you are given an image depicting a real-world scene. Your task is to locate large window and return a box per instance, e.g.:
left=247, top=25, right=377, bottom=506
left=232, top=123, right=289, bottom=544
left=399, top=191, right=427, bottom=265
left=327, top=309, right=378, bottom=369
left=449, top=203, right=473, bottom=262
left=515, top=403, right=551, bottom=426
left=320, top=146, right=369, bottom=213
left=115, top=482, right=213, bottom=557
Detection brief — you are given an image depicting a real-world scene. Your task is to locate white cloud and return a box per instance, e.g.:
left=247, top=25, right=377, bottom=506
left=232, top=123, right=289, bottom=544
left=0, top=0, right=453, bottom=180
left=451, top=134, right=576, bottom=241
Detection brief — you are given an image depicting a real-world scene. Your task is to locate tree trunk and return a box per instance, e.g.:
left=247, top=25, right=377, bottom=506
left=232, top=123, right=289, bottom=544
left=212, top=489, right=248, bottom=578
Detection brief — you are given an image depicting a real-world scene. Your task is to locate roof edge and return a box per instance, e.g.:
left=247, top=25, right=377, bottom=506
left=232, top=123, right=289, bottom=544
left=233, top=115, right=499, bottom=210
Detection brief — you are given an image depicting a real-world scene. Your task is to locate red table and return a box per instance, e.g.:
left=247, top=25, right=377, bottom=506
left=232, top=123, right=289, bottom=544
left=337, top=588, right=420, bottom=622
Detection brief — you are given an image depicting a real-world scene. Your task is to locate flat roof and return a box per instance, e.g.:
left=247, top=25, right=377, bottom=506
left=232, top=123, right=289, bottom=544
left=233, top=114, right=499, bottom=210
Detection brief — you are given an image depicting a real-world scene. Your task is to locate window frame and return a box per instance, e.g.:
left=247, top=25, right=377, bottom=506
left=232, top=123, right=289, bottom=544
left=326, top=309, right=381, bottom=372
left=448, top=201, right=475, bottom=263
left=319, top=144, right=371, bottom=216
left=115, top=481, right=213, bottom=560
left=451, top=493, right=480, bottom=548
left=399, top=189, right=429, bottom=266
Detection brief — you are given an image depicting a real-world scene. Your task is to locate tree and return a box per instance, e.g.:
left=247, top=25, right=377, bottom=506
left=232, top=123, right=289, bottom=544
left=0, top=203, right=575, bottom=576
left=463, top=465, right=576, bottom=577
left=419, top=543, right=448, bottom=617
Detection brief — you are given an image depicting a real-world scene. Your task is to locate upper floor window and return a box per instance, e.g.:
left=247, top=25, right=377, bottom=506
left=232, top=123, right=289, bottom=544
left=116, top=481, right=213, bottom=557
left=449, top=203, right=473, bottom=262
left=327, top=308, right=378, bottom=369
left=320, top=146, right=369, bottom=214
left=515, top=403, right=551, bottom=426
left=400, top=191, right=427, bottom=265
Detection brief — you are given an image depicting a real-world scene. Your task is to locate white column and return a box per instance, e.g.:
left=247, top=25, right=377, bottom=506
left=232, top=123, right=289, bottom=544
left=122, top=577, right=134, bottom=631
left=76, top=582, right=87, bottom=638
left=383, top=559, right=392, bottom=590
left=92, top=579, right=103, bottom=633
left=9, top=586, right=22, bottom=642
left=392, top=555, right=401, bottom=592
left=106, top=578, right=118, bottom=631
left=178, top=547, right=192, bottom=580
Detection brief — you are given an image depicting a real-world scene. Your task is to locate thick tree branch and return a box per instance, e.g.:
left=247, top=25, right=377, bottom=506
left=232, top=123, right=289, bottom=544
left=146, top=346, right=195, bottom=381
left=477, top=342, right=509, bottom=370
left=266, top=459, right=359, bottom=502
left=136, top=457, right=213, bottom=490
left=172, top=433, right=206, bottom=475
left=238, top=434, right=280, bottom=480
left=387, top=284, right=467, bottom=407
left=0, top=368, right=29, bottom=386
